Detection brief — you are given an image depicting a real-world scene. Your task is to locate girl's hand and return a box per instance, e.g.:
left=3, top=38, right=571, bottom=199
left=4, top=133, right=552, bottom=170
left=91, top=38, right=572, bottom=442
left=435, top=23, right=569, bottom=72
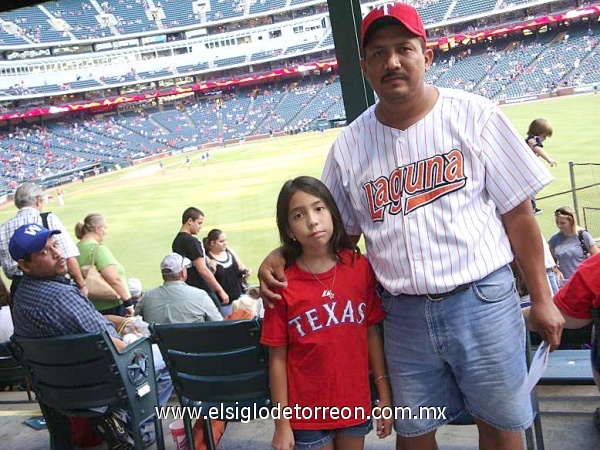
left=375, top=400, right=394, bottom=439
left=376, top=415, right=394, bottom=439
left=272, top=425, right=295, bottom=450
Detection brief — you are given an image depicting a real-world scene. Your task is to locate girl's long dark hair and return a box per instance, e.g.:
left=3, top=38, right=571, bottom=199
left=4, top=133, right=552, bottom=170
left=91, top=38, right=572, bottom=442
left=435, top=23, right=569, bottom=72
left=276, top=176, right=358, bottom=265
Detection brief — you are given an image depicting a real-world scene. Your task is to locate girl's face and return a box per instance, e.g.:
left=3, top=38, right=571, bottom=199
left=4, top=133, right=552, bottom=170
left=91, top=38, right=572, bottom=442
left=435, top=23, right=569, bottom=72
left=287, top=190, right=333, bottom=253
left=555, top=216, right=573, bottom=235
left=212, top=233, right=227, bottom=252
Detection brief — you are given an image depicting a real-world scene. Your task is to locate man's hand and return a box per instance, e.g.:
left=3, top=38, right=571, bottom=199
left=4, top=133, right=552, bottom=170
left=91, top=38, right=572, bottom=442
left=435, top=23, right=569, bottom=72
left=501, top=200, right=564, bottom=349
left=528, top=299, right=564, bottom=350
left=258, top=248, right=287, bottom=308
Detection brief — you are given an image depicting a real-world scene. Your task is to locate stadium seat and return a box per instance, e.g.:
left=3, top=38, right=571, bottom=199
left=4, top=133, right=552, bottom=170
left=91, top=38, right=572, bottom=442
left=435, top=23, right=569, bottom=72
left=150, top=319, right=270, bottom=450
left=9, top=331, right=165, bottom=450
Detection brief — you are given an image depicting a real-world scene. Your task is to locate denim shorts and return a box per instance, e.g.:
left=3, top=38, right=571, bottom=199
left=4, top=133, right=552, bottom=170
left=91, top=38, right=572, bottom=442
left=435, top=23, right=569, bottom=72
left=382, top=265, right=533, bottom=437
left=293, top=419, right=373, bottom=449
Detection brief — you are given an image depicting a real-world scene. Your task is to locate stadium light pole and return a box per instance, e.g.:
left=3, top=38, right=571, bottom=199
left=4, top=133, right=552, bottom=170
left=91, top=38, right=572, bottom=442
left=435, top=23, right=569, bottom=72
left=327, top=0, right=375, bottom=124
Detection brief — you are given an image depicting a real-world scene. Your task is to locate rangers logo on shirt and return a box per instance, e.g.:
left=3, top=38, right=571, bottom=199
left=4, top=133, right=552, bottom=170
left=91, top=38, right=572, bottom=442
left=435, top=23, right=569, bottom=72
left=362, top=149, right=467, bottom=220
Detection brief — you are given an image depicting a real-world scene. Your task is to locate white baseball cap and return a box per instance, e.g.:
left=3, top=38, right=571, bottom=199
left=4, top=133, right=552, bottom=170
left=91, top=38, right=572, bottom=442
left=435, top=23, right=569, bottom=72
left=160, top=253, right=192, bottom=275
left=127, top=277, right=143, bottom=298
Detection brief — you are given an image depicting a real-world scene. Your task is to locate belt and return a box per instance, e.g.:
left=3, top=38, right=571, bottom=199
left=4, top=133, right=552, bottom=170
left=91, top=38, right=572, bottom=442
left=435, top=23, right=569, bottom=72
left=426, top=282, right=472, bottom=300
left=404, top=282, right=472, bottom=301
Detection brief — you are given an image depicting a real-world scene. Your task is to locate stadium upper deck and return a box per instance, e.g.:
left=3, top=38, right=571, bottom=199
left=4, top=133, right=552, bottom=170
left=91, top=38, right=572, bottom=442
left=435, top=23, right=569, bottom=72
left=0, top=0, right=588, bottom=102
left=0, top=0, right=598, bottom=193
left=0, top=0, right=537, bottom=46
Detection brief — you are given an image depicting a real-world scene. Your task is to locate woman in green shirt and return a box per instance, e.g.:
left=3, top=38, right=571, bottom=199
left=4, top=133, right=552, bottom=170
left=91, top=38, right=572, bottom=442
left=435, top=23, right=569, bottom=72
left=75, top=213, right=133, bottom=316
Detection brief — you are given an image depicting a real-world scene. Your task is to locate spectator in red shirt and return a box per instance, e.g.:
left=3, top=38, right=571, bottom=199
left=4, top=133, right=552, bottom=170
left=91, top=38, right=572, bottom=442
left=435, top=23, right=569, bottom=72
left=552, top=253, right=600, bottom=429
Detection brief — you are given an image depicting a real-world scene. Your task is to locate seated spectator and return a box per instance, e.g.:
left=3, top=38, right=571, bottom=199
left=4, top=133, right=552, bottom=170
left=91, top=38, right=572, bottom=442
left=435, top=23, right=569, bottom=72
left=524, top=252, right=600, bottom=428
left=552, top=252, right=600, bottom=430
left=127, top=277, right=143, bottom=308
left=135, top=253, right=222, bottom=324
left=8, top=223, right=172, bottom=449
left=224, top=294, right=259, bottom=320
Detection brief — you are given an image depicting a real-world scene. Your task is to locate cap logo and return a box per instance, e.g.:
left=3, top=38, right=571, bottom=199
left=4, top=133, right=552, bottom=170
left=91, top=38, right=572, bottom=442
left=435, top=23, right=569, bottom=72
left=24, top=224, right=42, bottom=236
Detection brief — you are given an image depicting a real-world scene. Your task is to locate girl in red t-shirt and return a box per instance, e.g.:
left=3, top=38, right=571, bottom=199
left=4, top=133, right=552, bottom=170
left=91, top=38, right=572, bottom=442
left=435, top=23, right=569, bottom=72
left=261, top=176, right=393, bottom=450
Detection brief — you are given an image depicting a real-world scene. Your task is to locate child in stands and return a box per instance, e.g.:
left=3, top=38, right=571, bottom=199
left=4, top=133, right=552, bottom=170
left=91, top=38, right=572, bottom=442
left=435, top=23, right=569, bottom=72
left=225, top=294, right=259, bottom=320
left=261, top=176, right=392, bottom=450
left=526, top=118, right=556, bottom=214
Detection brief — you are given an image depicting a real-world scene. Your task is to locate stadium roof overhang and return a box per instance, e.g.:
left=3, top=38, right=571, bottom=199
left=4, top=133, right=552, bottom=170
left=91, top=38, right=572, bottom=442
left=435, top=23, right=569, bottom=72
left=0, top=1, right=53, bottom=13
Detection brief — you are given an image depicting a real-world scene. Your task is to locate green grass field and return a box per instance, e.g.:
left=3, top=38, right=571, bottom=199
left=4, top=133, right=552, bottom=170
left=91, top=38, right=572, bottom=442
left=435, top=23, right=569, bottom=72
left=1, top=94, right=598, bottom=290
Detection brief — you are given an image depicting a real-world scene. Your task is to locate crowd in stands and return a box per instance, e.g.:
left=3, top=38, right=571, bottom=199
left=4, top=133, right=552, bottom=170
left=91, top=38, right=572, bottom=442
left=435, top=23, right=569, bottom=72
left=0, top=17, right=598, bottom=190
left=0, top=2, right=599, bottom=191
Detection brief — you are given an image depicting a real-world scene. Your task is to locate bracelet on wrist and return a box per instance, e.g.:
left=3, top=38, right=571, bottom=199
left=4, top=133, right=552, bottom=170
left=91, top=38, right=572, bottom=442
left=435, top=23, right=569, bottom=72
left=374, top=374, right=389, bottom=383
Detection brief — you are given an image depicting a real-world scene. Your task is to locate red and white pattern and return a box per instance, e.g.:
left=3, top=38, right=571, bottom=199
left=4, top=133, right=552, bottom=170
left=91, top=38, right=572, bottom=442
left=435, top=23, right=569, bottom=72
left=323, top=87, right=553, bottom=295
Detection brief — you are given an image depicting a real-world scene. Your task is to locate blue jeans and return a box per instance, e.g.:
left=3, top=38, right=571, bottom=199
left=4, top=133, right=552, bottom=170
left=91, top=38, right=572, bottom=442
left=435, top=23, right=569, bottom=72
left=140, top=363, right=173, bottom=434
left=293, top=419, right=373, bottom=449
left=547, top=269, right=559, bottom=295
left=156, top=367, right=173, bottom=407
left=382, top=265, right=533, bottom=437
left=220, top=303, right=233, bottom=318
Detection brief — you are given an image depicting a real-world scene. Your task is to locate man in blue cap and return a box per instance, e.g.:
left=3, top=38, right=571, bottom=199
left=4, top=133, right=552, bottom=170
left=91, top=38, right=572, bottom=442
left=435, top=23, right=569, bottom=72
left=10, top=223, right=171, bottom=450
left=10, top=223, right=123, bottom=341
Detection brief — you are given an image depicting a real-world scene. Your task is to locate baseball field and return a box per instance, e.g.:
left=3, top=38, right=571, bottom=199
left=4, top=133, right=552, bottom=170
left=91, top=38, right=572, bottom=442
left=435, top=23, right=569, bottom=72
left=1, top=93, right=598, bottom=290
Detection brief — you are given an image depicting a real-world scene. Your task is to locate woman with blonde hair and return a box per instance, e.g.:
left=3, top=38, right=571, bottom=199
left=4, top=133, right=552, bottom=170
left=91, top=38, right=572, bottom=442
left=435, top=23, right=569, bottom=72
left=549, top=206, right=598, bottom=283
left=75, top=213, right=133, bottom=316
left=224, top=294, right=259, bottom=321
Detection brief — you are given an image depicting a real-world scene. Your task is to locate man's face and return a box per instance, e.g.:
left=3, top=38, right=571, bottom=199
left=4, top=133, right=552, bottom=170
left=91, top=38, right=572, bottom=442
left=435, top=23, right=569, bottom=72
left=35, top=195, right=44, bottom=211
left=19, top=237, right=67, bottom=278
left=188, top=215, right=204, bottom=235
left=360, top=23, right=432, bottom=104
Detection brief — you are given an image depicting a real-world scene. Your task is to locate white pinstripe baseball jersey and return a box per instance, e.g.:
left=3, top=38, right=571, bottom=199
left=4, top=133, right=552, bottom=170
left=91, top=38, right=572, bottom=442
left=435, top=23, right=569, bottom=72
left=322, top=87, right=553, bottom=295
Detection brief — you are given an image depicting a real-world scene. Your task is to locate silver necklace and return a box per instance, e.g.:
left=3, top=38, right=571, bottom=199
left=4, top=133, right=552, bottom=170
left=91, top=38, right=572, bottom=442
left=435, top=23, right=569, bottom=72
left=301, top=259, right=337, bottom=300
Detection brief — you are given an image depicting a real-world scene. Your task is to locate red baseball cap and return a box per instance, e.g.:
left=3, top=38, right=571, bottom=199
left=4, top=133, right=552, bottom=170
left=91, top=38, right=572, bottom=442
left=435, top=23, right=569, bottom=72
left=360, top=2, right=427, bottom=48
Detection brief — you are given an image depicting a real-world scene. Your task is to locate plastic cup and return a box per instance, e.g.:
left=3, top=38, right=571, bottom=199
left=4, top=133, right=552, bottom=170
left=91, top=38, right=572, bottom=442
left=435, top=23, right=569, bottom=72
left=169, top=420, right=187, bottom=450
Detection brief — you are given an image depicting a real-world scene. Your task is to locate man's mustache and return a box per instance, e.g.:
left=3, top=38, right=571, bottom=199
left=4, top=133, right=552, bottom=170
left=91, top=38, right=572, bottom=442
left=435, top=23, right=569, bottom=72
left=382, top=71, right=408, bottom=82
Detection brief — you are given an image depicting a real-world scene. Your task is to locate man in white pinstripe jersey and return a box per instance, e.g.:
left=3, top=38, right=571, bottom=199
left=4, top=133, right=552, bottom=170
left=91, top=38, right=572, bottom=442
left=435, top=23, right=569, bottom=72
left=260, top=3, right=564, bottom=450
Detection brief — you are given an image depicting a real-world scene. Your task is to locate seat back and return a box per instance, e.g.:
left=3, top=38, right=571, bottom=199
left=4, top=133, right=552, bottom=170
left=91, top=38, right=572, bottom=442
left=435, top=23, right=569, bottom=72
left=9, top=331, right=165, bottom=450
left=0, top=341, right=27, bottom=383
left=10, top=332, right=124, bottom=411
left=0, top=341, right=32, bottom=402
left=150, top=319, right=269, bottom=405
